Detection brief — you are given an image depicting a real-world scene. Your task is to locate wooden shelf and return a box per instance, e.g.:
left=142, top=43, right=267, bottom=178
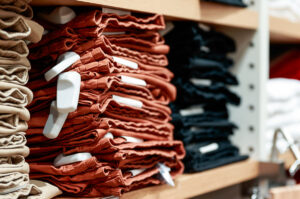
left=30, top=0, right=258, bottom=30
left=30, top=0, right=201, bottom=21
left=199, top=2, right=258, bottom=30
left=270, top=16, right=300, bottom=43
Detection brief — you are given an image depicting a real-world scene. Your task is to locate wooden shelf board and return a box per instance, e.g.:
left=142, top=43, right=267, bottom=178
left=270, top=16, right=300, bottom=43
left=55, top=160, right=259, bottom=199
left=30, top=0, right=201, bottom=21
left=199, top=2, right=258, bottom=30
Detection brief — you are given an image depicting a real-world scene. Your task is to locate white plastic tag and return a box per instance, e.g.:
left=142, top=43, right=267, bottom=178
left=43, top=101, right=68, bottom=139
left=112, top=95, right=143, bottom=108
left=159, top=21, right=174, bottom=36
left=112, top=56, right=138, bottom=69
left=198, top=23, right=211, bottom=32
left=45, top=52, right=80, bottom=81
left=200, top=46, right=210, bottom=53
left=121, top=75, right=147, bottom=86
left=199, top=143, right=219, bottom=154
left=102, top=196, right=119, bottom=199
left=102, top=32, right=126, bottom=36
left=121, top=136, right=143, bottom=143
left=179, top=105, right=204, bottom=116
left=57, top=71, right=81, bottom=113
left=104, top=132, right=114, bottom=139
left=54, top=152, right=92, bottom=167
left=190, top=126, right=202, bottom=132
left=130, top=168, right=146, bottom=177
left=43, top=29, right=49, bottom=36
left=38, top=6, right=76, bottom=24
left=102, top=7, right=131, bottom=16
left=190, top=78, right=212, bottom=86
left=157, top=163, right=174, bottom=187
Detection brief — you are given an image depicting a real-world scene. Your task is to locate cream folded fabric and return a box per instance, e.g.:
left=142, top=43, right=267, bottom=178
left=0, top=173, right=42, bottom=199
left=0, top=40, right=29, bottom=61
left=0, top=145, right=29, bottom=157
left=0, top=82, right=33, bottom=106
left=30, top=180, right=63, bottom=199
left=0, top=57, right=30, bottom=68
left=0, top=114, right=27, bottom=136
left=0, top=65, right=29, bottom=85
left=0, top=0, right=33, bottom=19
left=0, top=156, right=29, bottom=174
left=0, top=132, right=26, bottom=149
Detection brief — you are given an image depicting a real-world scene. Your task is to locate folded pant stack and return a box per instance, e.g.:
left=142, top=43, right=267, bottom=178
left=0, top=0, right=62, bottom=198
left=165, top=22, right=248, bottom=173
left=25, top=8, right=185, bottom=197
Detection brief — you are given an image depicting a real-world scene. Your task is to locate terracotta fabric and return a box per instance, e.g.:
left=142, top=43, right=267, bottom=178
left=0, top=156, right=29, bottom=174
left=0, top=0, right=33, bottom=19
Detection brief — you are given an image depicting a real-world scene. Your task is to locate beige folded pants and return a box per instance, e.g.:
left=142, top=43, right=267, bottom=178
left=0, top=156, right=29, bottom=174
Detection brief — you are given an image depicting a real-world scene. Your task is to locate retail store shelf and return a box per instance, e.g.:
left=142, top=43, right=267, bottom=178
left=30, top=0, right=201, bottom=21
left=55, top=160, right=259, bottom=199
left=270, top=16, right=300, bottom=43
left=199, top=2, right=258, bottom=30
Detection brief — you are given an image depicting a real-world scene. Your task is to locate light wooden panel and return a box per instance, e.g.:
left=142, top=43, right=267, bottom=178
left=30, top=0, right=201, bottom=21
left=270, top=16, right=300, bottom=43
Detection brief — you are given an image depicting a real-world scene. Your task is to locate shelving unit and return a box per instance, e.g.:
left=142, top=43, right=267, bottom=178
left=270, top=16, right=300, bottom=43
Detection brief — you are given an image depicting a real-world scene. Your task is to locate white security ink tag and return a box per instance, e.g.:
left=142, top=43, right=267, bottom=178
left=43, top=101, right=68, bottom=139
left=45, top=51, right=80, bottom=81
left=159, top=21, right=174, bottom=36
left=54, top=152, right=92, bottom=167
left=190, top=78, right=212, bottom=86
left=190, top=126, right=202, bottom=132
left=104, top=132, right=114, bottom=139
left=112, top=95, right=143, bottom=108
left=112, top=56, right=138, bottom=69
left=199, top=143, right=219, bottom=154
left=121, top=136, right=143, bottom=143
left=57, top=71, right=81, bottom=113
left=102, top=7, right=131, bottom=16
left=130, top=168, right=146, bottom=177
left=157, top=163, right=175, bottom=187
left=179, top=105, right=204, bottom=116
left=121, top=75, right=147, bottom=86
left=102, top=32, right=126, bottom=36
left=198, top=23, right=211, bottom=32
left=38, top=6, right=76, bottom=24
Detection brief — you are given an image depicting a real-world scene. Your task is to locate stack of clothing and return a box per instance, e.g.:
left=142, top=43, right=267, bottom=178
left=25, top=8, right=185, bottom=197
left=267, top=50, right=300, bottom=154
left=269, top=0, right=300, bottom=23
left=0, top=0, right=62, bottom=198
left=165, top=22, right=248, bottom=173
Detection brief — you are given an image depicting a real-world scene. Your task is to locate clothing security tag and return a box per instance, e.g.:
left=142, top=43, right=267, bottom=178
left=198, top=23, right=211, bottom=32
left=57, top=71, right=81, bottom=113
left=0, top=184, right=27, bottom=195
left=104, top=132, right=114, bottom=139
left=45, top=51, right=80, bottom=81
left=38, top=6, right=76, bottom=24
left=102, top=196, right=119, bottom=199
left=43, top=29, right=49, bottom=35
left=112, top=95, right=143, bottom=108
left=157, top=163, right=174, bottom=187
left=179, top=105, right=204, bottom=116
left=190, top=78, right=212, bottom=86
left=199, top=143, right=219, bottom=154
left=54, top=152, right=92, bottom=167
left=121, top=75, right=147, bottom=86
left=159, top=21, right=174, bottom=36
left=190, top=126, right=202, bottom=132
left=130, top=168, right=146, bottom=177
left=200, top=46, right=210, bottom=53
left=112, top=56, right=138, bottom=69
left=102, top=7, right=131, bottom=16
left=121, top=136, right=143, bottom=143
left=102, top=31, right=126, bottom=36
left=43, top=101, right=68, bottom=139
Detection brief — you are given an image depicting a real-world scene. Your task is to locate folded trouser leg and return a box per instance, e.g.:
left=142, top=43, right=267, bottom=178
left=0, top=132, right=27, bottom=149
left=0, top=156, right=29, bottom=174
left=0, top=145, right=29, bottom=157
left=0, top=82, right=33, bottom=107
left=0, top=40, right=29, bottom=60
left=0, top=65, right=29, bottom=85
left=0, top=0, right=33, bottom=18
left=29, top=180, right=62, bottom=199
left=0, top=172, right=29, bottom=194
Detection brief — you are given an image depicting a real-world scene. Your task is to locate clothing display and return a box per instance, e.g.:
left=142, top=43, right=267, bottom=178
left=165, top=22, right=247, bottom=173
left=269, top=0, right=300, bottom=23
left=0, top=0, right=62, bottom=198
left=25, top=7, right=184, bottom=197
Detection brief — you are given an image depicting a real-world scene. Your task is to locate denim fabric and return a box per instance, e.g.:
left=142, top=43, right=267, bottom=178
left=204, top=0, right=247, bottom=7
left=173, top=78, right=241, bottom=106
left=165, top=22, right=236, bottom=54
left=184, top=140, right=248, bottom=172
